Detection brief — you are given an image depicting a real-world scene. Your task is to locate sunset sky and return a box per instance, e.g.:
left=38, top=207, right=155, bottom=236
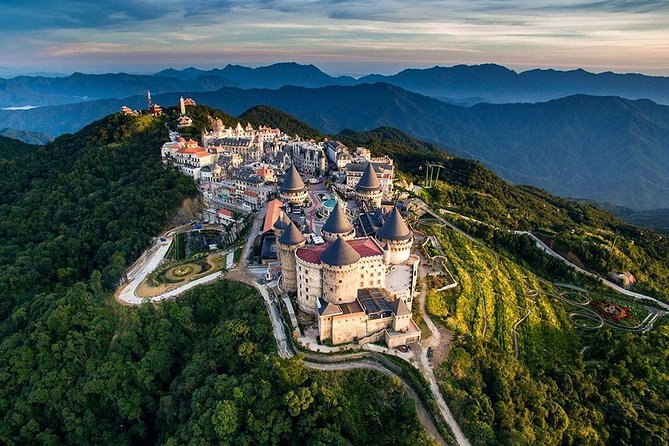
left=2, top=0, right=668, bottom=76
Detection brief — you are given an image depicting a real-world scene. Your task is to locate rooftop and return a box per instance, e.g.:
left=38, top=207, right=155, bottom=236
left=280, top=164, right=306, bottom=193
left=279, top=221, right=306, bottom=245
left=356, top=162, right=382, bottom=192
left=263, top=199, right=284, bottom=233
left=322, top=202, right=354, bottom=235
left=376, top=207, right=413, bottom=241
left=295, top=237, right=383, bottom=265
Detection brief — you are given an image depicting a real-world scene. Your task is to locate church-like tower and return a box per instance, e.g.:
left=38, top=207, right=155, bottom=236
left=278, top=221, right=306, bottom=293
left=321, top=202, right=355, bottom=243
left=376, top=207, right=413, bottom=265
left=355, top=162, right=382, bottom=209
left=280, top=164, right=308, bottom=205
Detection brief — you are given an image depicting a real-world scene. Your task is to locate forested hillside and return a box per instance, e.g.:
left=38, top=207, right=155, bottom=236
left=0, top=135, right=39, bottom=159
left=0, top=110, right=434, bottom=445
left=336, top=123, right=669, bottom=444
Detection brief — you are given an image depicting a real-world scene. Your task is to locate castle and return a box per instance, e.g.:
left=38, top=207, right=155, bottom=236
left=276, top=166, right=421, bottom=347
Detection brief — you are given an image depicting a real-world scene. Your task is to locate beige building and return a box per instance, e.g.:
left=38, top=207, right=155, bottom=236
left=277, top=204, right=421, bottom=347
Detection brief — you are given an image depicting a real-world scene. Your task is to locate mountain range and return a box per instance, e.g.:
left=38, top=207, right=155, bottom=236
left=3, top=62, right=669, bottom=109
left=4, top=82, right=669, bottom=210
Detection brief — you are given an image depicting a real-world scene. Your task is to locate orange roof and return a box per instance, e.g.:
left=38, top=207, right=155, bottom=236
left=195, top=151, right=210, bottom=158
left=263, top=199, right=284, bottom=233
left=177, top=146, right=201, bottom=154
left=218, top=208, right=233, bottom=217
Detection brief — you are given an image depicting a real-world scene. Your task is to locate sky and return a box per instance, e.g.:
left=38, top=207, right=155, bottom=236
left=1, top=0, right=669, bottom=77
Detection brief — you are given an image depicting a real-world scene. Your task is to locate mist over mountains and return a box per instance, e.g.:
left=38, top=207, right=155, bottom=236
left=3, top=62, right=669, bottom=108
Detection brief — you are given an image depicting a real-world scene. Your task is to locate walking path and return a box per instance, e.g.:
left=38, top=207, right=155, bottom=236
left=516, top=231, right=669, bottom=312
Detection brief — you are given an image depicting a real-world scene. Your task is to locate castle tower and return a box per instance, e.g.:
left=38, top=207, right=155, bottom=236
left=280, top=164, right=308, bottom=205
left=321, top=238, right=361, bottom=304
left=321, top=202, right=355, bottom=243
left=356, top=162, right=382, bottom=209
left=376, top=207, right=413, bottom=265
left=273, top=211, right=291, bottom=260
left=279, top=221, right=306, bottom=293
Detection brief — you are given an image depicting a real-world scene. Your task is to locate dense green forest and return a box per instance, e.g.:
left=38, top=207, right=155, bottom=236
left=0, top=112, right=432, bottom=445
left=0, top=135, right=39, bottom=159
left=2, top=105, right=668, bottom=445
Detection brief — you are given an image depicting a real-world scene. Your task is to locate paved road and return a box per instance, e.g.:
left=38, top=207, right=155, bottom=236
left=411, top=259, right=470, bottom=446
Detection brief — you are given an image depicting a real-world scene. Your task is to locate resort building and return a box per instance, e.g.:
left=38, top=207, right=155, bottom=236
left=277, top=204, right=421, bottom=347
left=355, top=163, right=383, bottom=209
left=280, top=164, right=309, bottom=205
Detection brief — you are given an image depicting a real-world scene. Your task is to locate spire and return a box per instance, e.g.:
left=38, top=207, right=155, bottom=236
left=356, top=162, right=381, bottom=192
left=273, top=211, right=290, bottom=230
left=280, top=164, right=306, bottom=193
left=322, top=202, right=353, bottom=235
left=279, top=221, right=306, bottom=246
left=376, top=207, right=412, bottom=241
left=320, top=237, right=361, bottom=266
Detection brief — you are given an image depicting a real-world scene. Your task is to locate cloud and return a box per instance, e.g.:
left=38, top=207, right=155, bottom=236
left=0, top=0, right=173, bottom=31
left=0, top=0, right=668, bottom=75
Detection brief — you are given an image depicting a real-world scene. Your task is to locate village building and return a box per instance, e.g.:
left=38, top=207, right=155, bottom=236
left=325, top=140, right=352, bottom=170
left=161, top=138, right=216, bottom=180
left=289, top=141, right=327, bottom=175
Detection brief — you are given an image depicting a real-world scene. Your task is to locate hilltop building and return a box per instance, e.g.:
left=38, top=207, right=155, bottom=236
left=290, top=141, right=327, bottom=175
left=278, top=205, right=420, bottom=347
left=355, top=163, right=383, bottom=209
left=280, top=164, right=309, bottom=205
left=346, top=160, right=394, bottom=197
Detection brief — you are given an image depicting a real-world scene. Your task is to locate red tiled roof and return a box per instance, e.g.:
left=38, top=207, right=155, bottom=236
left=295, top=237, right=382, bottom=264
left=218, top=208, right=233, bottom=217
left=263, top=199, right=284, bottom=233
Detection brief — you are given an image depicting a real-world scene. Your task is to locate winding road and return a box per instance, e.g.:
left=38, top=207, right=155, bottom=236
left=517, top=231, right=669, bottom=312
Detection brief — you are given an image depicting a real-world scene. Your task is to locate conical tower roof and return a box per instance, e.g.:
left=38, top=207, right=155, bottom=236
left=273, top=211, right=290, bottom=230
left=376, top=207, right=413, bottom=241
left=280, top=164, right=306, bottom=193
left=356, top=162, right=381, bottom=192
left=279, top=221, right=306, bottom=245
left=322, top=202, right=353, bottom=235
left=320, top=237, right=361, bottom=266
